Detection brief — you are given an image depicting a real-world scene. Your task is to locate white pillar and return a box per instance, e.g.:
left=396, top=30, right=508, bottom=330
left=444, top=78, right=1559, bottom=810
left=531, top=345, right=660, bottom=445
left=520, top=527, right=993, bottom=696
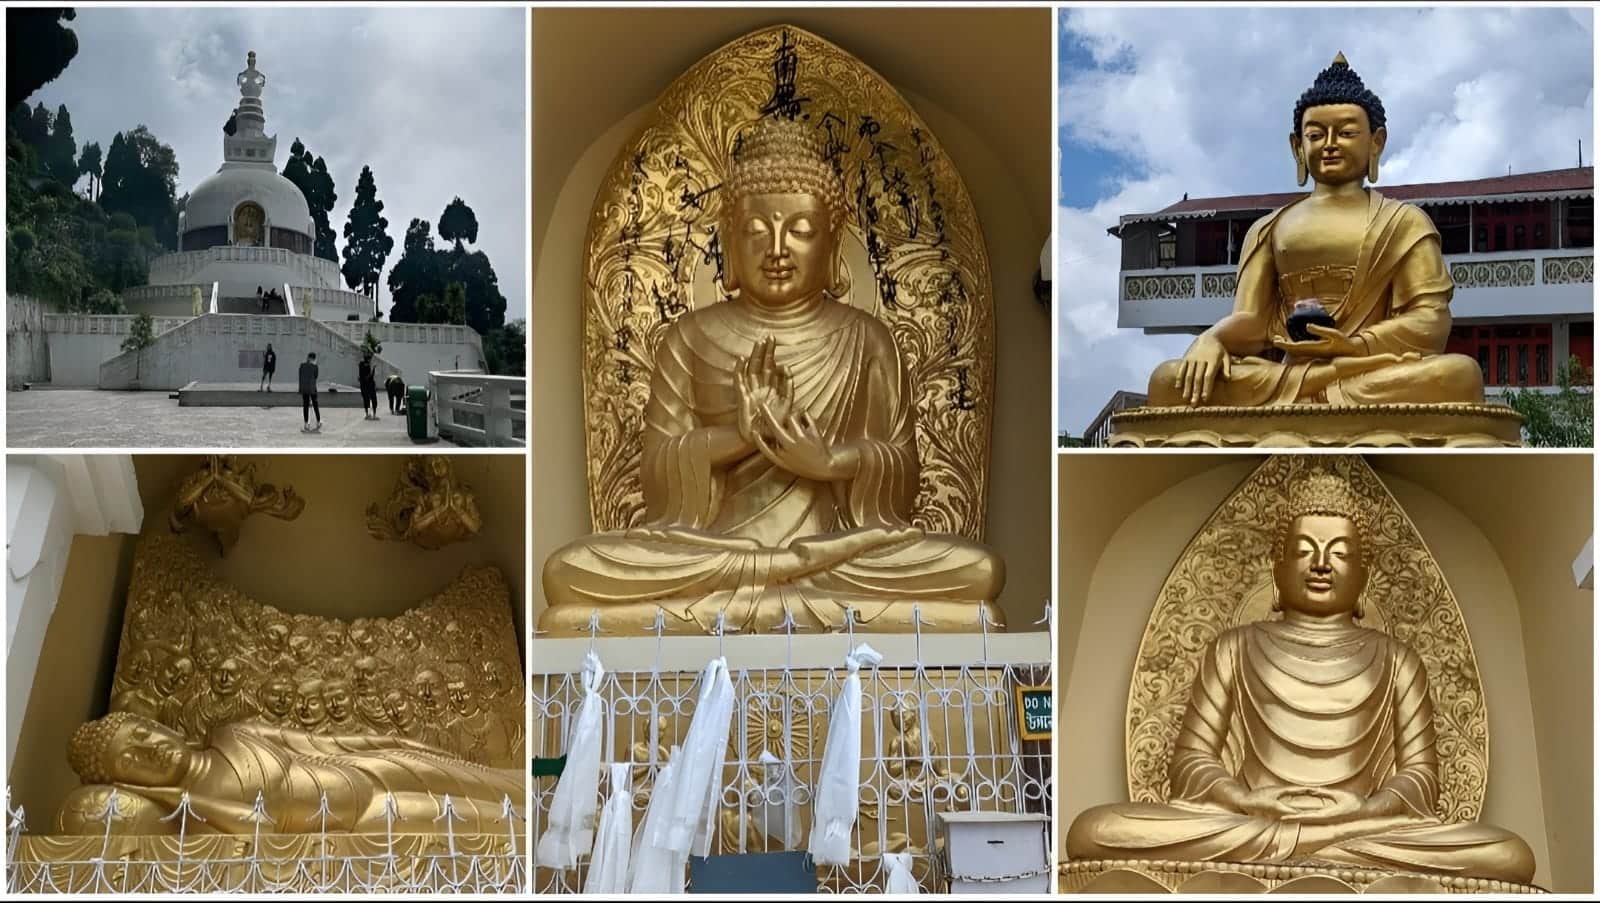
left=6, top=455, right=143, bottom=766
left=1574, top=536, right=1594, bottom=590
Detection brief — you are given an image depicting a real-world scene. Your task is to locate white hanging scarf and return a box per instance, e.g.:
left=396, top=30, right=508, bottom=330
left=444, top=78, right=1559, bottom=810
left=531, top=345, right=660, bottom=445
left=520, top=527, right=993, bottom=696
left=650, top=657, right=735, bottom=859
left=884, top=851, right=920, bottom=894
left=807, top=643, right=881, bottom=866
left=535, top=651, right=605, bottom=870
left=582, top=763, right=633, bottom=893
left=629, top=747, right=686, bottom=894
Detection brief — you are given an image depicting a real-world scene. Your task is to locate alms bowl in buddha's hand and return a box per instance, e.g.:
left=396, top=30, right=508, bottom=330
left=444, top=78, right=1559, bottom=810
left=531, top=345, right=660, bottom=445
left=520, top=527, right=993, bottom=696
left=1287, top=299, right=1337, bottom=342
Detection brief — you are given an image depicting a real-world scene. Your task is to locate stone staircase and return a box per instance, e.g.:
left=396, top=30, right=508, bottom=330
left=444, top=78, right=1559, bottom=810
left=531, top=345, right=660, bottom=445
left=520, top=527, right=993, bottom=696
left=217, top=294, right=288, bottom=315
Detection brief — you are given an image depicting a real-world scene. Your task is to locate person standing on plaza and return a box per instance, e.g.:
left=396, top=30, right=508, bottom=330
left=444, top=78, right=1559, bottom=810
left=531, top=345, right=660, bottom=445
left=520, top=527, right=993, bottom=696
left=259, top=343, right=277, bottom=392
left=358, top=351, right=379, bottom=420
left=299, top=352, right=321, bottom=432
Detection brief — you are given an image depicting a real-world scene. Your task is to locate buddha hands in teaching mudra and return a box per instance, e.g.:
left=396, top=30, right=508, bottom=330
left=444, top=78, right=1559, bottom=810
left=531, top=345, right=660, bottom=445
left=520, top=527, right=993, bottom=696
left=1151, top=54, right=1484, bottom=409
left=56, top=712, right=524, bottom=836
left=1066, top=473, right=1534, bottom=884
left=541, top=118, right=1004, bottom=636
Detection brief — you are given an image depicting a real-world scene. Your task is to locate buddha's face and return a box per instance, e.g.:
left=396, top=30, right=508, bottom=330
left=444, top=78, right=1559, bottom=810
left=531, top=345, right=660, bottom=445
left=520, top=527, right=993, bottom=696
left=107, top=718, right=190, bottom=787
left=261, top=678, right=295, bottom=717
left=1274, top=513, right=1368, bottom=617
left=211, top=658, right=242, bottom=696
left=155, top=657, right=194, bottom=695
left=353, top=656, right=380, bottom=692
left=727, top=193, right=836, bottom=307
left=294, top=681, right=327, bottom=728
left=262, top=620, right=290, bottom=650
left=323, top=680, right=353, bottom=721
left=321, top=626, right=345, bottom=655
left=1293, top=103, right=1386, bottom=187
left=446, top=678, right=477, bottom=716
left=194, top=642, right=223, bottom=671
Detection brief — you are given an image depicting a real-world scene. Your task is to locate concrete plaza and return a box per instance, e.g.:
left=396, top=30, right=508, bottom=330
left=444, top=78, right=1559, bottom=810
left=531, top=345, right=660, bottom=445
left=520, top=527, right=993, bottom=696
left=7, top=389, right=439, bottom=448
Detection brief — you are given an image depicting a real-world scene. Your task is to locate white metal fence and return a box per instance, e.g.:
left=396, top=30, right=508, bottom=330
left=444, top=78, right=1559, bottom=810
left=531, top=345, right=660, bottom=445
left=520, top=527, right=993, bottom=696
left=528, top=643, right=1052, bottom=894
left=5, top=790, right=524, bottom=894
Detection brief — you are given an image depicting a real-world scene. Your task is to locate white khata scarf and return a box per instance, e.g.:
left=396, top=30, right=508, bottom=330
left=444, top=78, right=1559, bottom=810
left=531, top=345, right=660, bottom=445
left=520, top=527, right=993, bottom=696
left=582, top=763, right=632, bottom=893
left=535, top=651, right=605, bottom=869
left=807, top=643, right=882, bottom=866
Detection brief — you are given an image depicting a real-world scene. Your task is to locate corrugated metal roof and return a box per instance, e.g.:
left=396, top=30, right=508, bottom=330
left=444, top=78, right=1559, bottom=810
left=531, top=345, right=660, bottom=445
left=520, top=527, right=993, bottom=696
left=1116, top=167, right=1593, bottom=228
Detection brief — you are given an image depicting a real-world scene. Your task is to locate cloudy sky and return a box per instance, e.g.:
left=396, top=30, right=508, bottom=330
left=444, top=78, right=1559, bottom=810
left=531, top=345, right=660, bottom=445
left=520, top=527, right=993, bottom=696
left=28, top=6, right=527, bottom=321
left=1058, top=6, right=1594, bottom=435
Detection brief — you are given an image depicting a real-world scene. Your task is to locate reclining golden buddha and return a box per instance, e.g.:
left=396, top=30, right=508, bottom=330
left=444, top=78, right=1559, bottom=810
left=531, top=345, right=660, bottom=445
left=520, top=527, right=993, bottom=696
left=540, top=117, right=1005, bottom=636
left=1114, top=54, right=1520, bottom=446
left=1065, top=472, right=1535, bottom=886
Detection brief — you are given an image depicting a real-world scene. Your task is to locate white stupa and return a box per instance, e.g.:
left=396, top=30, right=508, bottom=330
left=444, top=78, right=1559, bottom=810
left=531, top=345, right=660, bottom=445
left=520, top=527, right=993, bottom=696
left=127, top=51, right=368, bottom=320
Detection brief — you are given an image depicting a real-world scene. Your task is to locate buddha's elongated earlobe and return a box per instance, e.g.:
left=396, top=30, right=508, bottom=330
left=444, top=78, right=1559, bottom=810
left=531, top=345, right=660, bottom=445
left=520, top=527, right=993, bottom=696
left=1367, top=150, right=1380, bottom=184
left=827, top=240, right=851, bottom=299
left=719, top=221, right=739, bottom=294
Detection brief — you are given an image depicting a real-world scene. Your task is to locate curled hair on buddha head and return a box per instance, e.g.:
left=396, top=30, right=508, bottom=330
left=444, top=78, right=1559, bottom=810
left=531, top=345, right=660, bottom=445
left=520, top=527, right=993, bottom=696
left=724, top=116, right=849, bottom=233
left=67, top=712, right=146, bottom=785
left=1293, top=52, right=1386, bottom=136
left=1276, top=469, right=1375, bottom=564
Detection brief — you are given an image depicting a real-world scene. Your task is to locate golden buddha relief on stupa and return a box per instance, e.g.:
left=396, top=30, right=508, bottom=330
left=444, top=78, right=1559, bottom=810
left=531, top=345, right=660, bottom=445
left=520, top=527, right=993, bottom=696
left=546, top=25, right=1006, bottom=636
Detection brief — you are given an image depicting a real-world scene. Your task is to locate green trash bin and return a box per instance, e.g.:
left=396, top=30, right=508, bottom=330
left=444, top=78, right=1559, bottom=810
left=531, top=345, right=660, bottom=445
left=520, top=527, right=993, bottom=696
left=406, top=386, right=430, bottom=441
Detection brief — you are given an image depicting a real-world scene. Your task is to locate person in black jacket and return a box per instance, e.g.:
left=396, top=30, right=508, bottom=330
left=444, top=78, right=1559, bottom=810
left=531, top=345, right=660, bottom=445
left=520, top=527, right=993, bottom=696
left=259, top=343, right=276, bottom=392
left=298, top=352, right=320, bottom=432
left=385, top=373, right=406, bottom=415
left=358, top=351, right=379, bottom=421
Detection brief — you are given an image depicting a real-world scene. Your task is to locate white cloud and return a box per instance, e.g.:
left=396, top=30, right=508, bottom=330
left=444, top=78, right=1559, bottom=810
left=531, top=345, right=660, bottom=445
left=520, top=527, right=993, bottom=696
left=1057, top=6, right=1593, bottom=433
left=30, top=7, right=528, bottom=321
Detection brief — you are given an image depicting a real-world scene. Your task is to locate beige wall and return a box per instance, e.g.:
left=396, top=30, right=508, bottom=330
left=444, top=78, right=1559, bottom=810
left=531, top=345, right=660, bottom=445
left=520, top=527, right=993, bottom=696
left=8, top=453, right=526, bottom=828
left=1056, top=454, right=1593, bottom=892
left=530, top=10, right=1052, bottom=627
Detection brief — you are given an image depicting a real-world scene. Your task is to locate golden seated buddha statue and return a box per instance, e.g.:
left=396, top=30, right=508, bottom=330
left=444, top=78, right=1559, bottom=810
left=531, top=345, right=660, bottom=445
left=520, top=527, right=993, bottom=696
left=1114, top=54, right=1521, bottom=447
left=539, top=118, right=1005, bottom=636
left=1065, top=472, right=1535, bottom=888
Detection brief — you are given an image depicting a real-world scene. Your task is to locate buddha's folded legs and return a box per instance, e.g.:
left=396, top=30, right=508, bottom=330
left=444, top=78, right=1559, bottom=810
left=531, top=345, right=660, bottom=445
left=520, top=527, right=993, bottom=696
left=1067, top=803, right=1536, bottom=885
left=1148, top=352, right=1484, bottom=407
left=539, top=531, right=1003, bottom=635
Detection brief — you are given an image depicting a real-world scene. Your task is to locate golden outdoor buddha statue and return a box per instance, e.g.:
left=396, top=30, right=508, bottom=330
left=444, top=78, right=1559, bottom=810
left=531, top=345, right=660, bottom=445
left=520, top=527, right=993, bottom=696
left=1152, top=53, right=1482, bottom=408
left=56, top=713, right=524, bottom=836
left=1114, top=55, right=1521, bottom=447
left=540, top=117, right=1005, bottom=636
left=1066, top=473, right=1535, bottom=885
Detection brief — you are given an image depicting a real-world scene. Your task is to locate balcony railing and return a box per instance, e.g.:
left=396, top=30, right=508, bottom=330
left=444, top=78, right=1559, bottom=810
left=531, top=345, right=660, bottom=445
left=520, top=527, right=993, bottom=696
left=149, top=246, right=341, bottom=289
left=429, top=372, right=526, bottom=447
left=1121, top=249, right=1594, bottom=302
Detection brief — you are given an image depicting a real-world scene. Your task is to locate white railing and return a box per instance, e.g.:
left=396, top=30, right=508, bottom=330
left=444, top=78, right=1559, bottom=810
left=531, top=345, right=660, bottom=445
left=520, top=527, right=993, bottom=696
left=41, top=314, right=190, bottom=336
left=294, top=285, right=370, bottom=318
left=209, top=281, right=218, bottom=314
left=528, top=627, right=1051, bottom=895
left=149, top=246, right=341, bottom=289
left=429, top=372, right=525, bottom=447
left=1121, top=248, right=1595, bottom=302
left=6, top=789, right=523, bottom=894
left=283, top=283, right=296, bottom=317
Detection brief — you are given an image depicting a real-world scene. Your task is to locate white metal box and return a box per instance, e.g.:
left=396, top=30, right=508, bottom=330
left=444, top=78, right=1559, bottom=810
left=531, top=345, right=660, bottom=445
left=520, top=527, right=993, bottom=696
left=937, top=810, right=1051, bottom=894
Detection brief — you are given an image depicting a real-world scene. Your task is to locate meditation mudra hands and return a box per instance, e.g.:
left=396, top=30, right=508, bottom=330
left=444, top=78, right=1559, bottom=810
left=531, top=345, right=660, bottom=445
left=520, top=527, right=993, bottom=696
left=1212, top=781, right=1418, bottom=826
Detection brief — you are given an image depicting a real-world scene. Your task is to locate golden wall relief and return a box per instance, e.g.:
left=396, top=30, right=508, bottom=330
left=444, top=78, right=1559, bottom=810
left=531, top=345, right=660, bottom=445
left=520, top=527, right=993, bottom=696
left=108, top=532, right=524, bottom=769
left=1124, top=455, right=1488, bottom=823
left=169, top=455, right=304, bottom=555
left=581, top=24, right=996, bottom=541
left=365, top=455, right=484, bottom=550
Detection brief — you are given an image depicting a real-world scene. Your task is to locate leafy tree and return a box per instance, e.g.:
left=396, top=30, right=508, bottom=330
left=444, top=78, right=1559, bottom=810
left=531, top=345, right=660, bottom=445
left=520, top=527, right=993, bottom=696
left=361, top=330, right=383, bottom=356
left=80, top=287, right=124, bottom=315
left=76, top=139, right=100, bottom=200
left=340, top=165, right=393, bottom=316
left=484, top=319, right=525, bottom=377
left=1503, top=356, right=1594, bottom=448
left=385, top=218, right=441, bottom=323
left=282, top=138, right=338, bottom=260
left=7, top=9, right=78, bottom=110
left=414, top=292, right=441, bottom=324
left=120, top=313, right=156, bottom=382
left=448, top=248, right=507, bottom=335
left=99, top=125, right=180, bottom=248
left=443, top=281, right=467, bottom=325
left=45, top=103, right=75, bottom=187
left=438, top=197, right=478, bottom=251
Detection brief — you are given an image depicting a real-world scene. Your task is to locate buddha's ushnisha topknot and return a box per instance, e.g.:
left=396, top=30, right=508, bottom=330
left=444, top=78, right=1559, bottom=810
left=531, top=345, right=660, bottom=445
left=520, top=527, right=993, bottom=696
left=1294, top=52, right=1386, bottom=135
left=725, top=117, right=848, bottom=230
